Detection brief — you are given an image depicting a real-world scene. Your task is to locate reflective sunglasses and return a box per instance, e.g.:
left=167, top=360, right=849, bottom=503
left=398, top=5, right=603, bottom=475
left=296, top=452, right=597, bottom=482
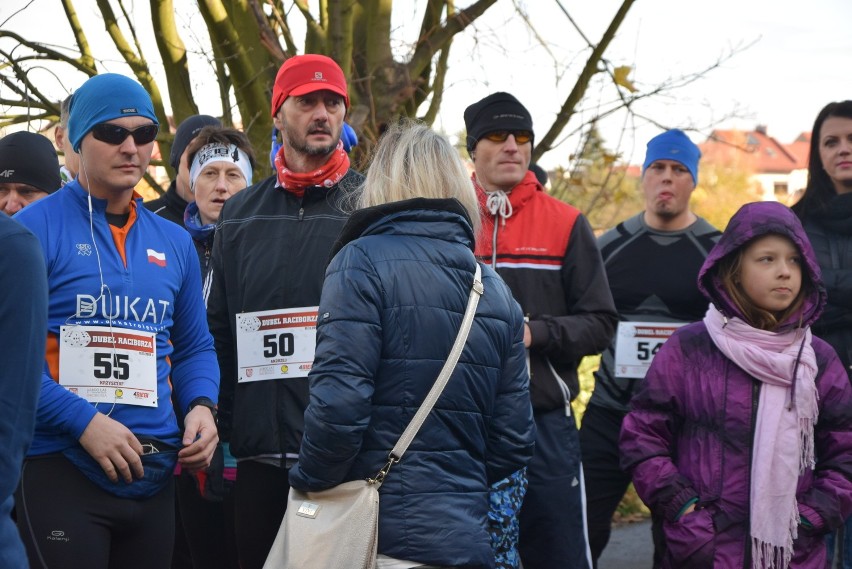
left=91, top=123, right=159, bottom=146
left=483, top=130, right=533, bottom=144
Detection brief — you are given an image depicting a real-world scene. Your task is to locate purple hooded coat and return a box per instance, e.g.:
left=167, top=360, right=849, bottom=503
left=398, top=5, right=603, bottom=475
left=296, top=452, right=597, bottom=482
left=620, top=202, right=852, bottom=568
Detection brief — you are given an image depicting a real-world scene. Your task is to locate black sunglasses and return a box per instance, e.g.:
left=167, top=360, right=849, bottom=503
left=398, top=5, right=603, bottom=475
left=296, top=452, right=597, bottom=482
left=91, top=123, right=159, bottom=146
left=483, top=130, right=533, bottom=144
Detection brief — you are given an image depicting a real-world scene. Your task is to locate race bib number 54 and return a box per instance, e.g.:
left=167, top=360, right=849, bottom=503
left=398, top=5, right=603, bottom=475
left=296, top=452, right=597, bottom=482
left=614, top=322, right=685, bottom=379
left=236, top=307, right=318, bottom=383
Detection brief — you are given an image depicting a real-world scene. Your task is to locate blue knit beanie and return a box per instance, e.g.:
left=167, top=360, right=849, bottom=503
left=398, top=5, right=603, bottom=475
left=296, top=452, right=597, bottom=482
left=642, top=129, right=700, bottom=184
left=69, top=73, right=159, bottom=152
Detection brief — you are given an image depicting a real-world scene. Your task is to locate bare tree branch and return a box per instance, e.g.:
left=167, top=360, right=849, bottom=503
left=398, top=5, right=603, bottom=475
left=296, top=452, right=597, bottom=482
left=293, top=0, right=325, bottom=48
left=117, top=0, right=146, bottom=59
left=0, top=48, right=61, bottom=125
left=0, top=30, right=97, bottom=75
left=408, top=0, right=444, bottom=113
left=1, top=0, right=36, bottom=28
left=215, top=56, right=233, bottom=126
left=196, top=0, right=278, bottom=177
left=248, top=0, right=289, bottom=61
left=533, top=0, right=636, bottom=162
left=151, top=0, right=199, bottom=130
left=93, top=0, right=169, bottom=133
left=261, top=0, right=298, bottom=56
left=421, top=44, right=451, bottom=125
left=327, top=0, right=354, bottom=74
left=407, top=0, right=497, bottom=79
left=60, top=0, right=96, bottom=69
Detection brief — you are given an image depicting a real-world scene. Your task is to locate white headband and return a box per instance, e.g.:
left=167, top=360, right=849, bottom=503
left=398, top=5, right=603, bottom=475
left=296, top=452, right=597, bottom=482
left=189, top=142, right=253, bottom=192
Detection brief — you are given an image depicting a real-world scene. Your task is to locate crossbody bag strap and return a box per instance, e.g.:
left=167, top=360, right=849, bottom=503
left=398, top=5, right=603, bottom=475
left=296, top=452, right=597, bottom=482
left=369, top=263, right=484, bottom=484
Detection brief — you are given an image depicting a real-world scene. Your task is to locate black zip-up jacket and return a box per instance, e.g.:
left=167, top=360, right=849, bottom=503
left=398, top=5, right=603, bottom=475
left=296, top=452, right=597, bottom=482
left=800, top=196, right=852, bottom=376
left=143, top=180, right=188, bottom=226
left=206, top=170, right=363, bottom=464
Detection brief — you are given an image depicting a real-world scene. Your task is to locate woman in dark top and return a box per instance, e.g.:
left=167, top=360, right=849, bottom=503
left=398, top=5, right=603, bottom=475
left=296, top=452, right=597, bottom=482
left=792, top=100, right=852, bottom=568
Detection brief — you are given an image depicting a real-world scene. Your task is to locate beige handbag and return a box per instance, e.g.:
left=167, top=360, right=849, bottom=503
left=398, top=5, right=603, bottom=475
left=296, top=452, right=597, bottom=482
left=263, top=264, right=484, bottom=569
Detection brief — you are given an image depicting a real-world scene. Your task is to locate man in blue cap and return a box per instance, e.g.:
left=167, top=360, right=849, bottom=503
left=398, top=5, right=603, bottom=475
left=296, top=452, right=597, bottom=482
left=14, top=73, right=220, bottom=569
left=580, top=129, right=721, bottom=567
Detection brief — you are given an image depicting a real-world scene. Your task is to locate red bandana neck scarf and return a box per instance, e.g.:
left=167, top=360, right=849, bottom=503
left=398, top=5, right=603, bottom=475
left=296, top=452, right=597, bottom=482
left=274, top=140, right=351, bottom=198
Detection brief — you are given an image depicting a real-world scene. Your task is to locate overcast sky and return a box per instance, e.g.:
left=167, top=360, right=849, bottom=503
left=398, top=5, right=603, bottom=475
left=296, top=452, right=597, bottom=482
left=430, top=0, right=852, bottom=167
left=3, top=0, right=851, bottom=168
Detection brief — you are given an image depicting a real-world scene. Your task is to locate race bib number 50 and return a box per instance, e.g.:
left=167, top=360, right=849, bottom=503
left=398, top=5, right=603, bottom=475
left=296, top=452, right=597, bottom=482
left=236, top=307, right=318, bottom=383
left=59, top=325, right=158, bottom=407
left=613, top=322, right=685, bottom=379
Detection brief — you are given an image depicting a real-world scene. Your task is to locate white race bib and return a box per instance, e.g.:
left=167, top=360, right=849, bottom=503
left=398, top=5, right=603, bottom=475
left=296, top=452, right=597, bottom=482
left=236, top=307, right=318, bottom=383
left=613, top=321, right=685, bottom=379
left=59, top=325, right=158, bottom=407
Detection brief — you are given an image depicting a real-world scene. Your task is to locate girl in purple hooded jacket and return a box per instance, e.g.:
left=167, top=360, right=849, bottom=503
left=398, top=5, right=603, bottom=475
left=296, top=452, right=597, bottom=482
left=620, top=201, right=852, bottom=569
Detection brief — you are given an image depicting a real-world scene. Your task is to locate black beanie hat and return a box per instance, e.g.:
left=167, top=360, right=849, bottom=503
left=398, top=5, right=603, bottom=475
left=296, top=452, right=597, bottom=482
left=170, top=114, right=222, bottom=170
left=0, top=131, right=61, bottom=194
left=463, top=92, right=534, bottom=153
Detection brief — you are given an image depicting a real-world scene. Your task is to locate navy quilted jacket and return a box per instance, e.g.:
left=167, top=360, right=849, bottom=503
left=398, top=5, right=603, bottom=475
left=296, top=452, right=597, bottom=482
left=621, top=202, right=852, bottom=568
left=289, top=198, right=536, bottom=567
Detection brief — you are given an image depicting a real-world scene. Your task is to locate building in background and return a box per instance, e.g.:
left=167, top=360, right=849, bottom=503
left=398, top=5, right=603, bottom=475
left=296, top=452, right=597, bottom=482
left=700, top=126, right=809, bottom=202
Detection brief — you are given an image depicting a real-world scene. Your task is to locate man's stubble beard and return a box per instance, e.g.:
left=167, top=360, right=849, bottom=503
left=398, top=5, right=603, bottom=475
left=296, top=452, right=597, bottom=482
left=652, top=202, right=683, bottom=220
left=282, top=121, right=340, bottom=158
left=290, top=139, right=338, bottom=157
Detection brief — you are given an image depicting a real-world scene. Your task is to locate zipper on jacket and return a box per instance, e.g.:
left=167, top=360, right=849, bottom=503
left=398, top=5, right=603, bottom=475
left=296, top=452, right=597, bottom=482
left=204, top=243, right=211, bottom=274
left=491, top=214, right=498, bottom=267
left=298, top=207, right=305, bottom=221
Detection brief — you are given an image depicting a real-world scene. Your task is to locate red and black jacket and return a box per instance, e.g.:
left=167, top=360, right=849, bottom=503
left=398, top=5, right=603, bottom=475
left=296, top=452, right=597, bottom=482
left=475, top=171, right=617, bottom=413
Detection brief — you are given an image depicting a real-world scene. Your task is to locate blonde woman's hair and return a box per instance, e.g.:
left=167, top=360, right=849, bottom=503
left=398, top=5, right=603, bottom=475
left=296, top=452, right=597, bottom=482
left=358, top=119, right=481, bottom=235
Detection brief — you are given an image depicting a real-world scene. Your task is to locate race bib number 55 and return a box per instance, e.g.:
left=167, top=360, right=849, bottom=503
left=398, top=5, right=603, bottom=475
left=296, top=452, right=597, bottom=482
left=613, top=321, right=685, bottom=379
left=236, top=307, right=318, bottom=383
left=59, top=325, right=158, bottom=407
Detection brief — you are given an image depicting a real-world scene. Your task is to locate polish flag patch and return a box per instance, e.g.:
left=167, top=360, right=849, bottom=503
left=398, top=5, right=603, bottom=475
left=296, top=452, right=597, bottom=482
left=147, top=249, right=167, bottom=267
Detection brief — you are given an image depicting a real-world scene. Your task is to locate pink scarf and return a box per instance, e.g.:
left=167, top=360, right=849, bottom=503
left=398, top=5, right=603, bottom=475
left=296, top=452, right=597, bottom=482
left=703, top=305, right=818, bottom=569
left=274, top=140, right=350, bottom=198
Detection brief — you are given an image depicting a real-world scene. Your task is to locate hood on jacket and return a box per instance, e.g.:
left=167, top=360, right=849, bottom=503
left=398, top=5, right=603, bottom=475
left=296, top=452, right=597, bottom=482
left=697, top=201, right=826, bottom=328
left=329, top=197, right=474, bottom=260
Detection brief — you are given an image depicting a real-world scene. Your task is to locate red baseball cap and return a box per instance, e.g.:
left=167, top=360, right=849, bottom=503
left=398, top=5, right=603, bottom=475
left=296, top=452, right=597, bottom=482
left=271, top=54, right=350, bottom=117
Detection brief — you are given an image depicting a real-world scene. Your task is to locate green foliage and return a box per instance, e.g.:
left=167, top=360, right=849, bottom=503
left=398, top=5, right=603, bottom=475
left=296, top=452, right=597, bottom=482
left=691, top=161, right=763, bottom=230
left=574, top=355, right=650, bottom=521
left=548, top=127, right=643, bottom=233
left=574, top=355, right=651, bottom=521
left=615, top=484, right=651, bottom=520
left=571, top=355, right=598, bottom=425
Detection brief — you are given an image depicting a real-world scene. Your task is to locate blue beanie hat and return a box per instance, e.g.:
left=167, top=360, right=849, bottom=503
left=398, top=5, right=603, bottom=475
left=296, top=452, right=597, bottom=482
left=69, top=73, right=159, bottom=152
left=642, top=129, right=700, bottom=184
